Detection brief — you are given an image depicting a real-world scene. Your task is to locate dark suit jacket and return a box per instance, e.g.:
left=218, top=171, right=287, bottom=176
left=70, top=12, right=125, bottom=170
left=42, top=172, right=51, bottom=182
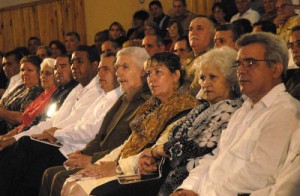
left=81, top=85, right=150, bottom=163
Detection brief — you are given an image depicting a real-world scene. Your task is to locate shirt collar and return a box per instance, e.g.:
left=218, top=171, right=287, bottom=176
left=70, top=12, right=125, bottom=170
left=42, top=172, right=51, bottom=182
left=243, top=83, right=286, bottom=108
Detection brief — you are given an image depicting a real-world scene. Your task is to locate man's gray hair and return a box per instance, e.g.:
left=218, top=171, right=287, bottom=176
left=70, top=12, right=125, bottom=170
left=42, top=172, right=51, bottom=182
left=194, top=46, right=240, bottom=98
left=236, top=32, right=289, bottom=80
left=117, top=47, right=150, bottom=70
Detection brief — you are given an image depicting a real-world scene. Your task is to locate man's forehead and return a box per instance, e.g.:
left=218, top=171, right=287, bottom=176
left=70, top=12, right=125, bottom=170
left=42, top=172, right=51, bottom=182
left=55, top=58, right=69, bottom=65
left=175, top=40, right=187, bottom=47
left=143, top=36, right=156, bottom=44
left=216, top=30, right=233, bottom=37
left=237, top=43, right=265, bottom=56
left=72, top=51, right=87, bottom=58
left=190, top=18, right=211, bottom=28
left=100, top=57, right=114, bottom=66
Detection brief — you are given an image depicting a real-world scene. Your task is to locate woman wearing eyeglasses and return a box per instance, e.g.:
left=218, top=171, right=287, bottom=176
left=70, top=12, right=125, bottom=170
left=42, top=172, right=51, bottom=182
left=165, top=19, right=184, bottom=52
left=0, top=58, right=57, bottom=139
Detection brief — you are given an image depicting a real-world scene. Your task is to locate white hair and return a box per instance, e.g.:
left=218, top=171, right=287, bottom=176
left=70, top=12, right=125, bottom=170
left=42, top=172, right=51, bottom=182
left=41, top=58, right=55, bottom=69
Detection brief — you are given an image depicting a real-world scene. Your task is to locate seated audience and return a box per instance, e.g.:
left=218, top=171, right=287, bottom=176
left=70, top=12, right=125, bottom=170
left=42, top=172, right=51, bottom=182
left=101, top=40, right=121, bottom=55
left=211, top=2, right=228, bottom=26
left=28, top=36, right=41, bottom=55
left=1, top=50, right=24, bottom=101
left=171, top=32, right=300, bottom=195
left=260, top=0, right=277, bottom=21
left=108, top=21, right=127, bottom=45
left=60, top=52, right=199, bottom=196
left=94, top=30, right=109, bottom=54
left=1, top=58, right=56, bottom=138
left=0, top=51, right=8, bottom=98
left=142, top=34, right=165, bottom=56
left=252, top=20, right=277, bottom=33
left=171, top=0, right=197, bottom=35
left=39, top=47, right=151, bottom=196
left=286, top=25, right=300, bottom=100
left=49, top=40, right=67, bottom=59
left=22, top=55, right=78, bottom=131
left=274, top=0, right=299, bottom=42
left=0, top=45, right=102, bottom=196
left=214, top=24, right=244, bottom=49
left=0, top=55, right=43, bottom=134
left=127, top=10, right=149, bottom=40
left=88, top=47, right=243, bottom=196
left=148, top=0, right=170, bottom=38
left=188, top=16, right=215, bottom=95
left=36, top=45, right=52, bottom=60
left=64, top=31, right=80, bottom=55
left=230, top=0, right=260, bottom=24
left=165, top=19, right=184, bottom=52
left=144, top=20, right=160, bottom=36
left=174, top=35, right=191, bottom=59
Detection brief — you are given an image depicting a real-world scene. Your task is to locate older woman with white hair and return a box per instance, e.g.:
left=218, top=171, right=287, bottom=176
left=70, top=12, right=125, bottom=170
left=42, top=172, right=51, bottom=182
left=1, top=58, right=57, bottom=138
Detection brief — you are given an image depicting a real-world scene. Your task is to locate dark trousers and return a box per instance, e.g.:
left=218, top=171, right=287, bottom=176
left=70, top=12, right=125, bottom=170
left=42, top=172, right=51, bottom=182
left=90, top=159, right=171, bottom=196
left=0, top=136, right=66, bottom=196
left=39, top=166, right=80, bottom=196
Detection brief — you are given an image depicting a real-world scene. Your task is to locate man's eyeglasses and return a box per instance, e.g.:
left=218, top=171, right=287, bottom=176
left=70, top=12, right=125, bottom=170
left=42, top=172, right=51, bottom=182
left=232, top=58, right=276, bottom=68
left=287, top=40, right=300, bottom=50
left=276, top=4, right=292, bottom=11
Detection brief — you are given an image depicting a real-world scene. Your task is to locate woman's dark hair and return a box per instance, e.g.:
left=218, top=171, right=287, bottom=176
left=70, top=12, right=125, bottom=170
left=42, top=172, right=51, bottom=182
left=145, top=52, right=185, bottom=86
left=20, top=55, right=42, bottom=71
left=109, top=21, right=126, bottom=37
left=133, top=10, right=149, bottom=21
left=168, top=19, right=184, bottom=37
left=49, top=40, right=67, bottom=55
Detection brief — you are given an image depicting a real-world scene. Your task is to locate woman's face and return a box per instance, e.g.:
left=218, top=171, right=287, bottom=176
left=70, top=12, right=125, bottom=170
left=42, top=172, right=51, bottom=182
left=168, top=23, right=179, bottom=38
left=50, top=43, right=62, bottom=59
left=109, top=25, right=121, bottom=40
left=40, top=64, right=56, bottom=90
left=213, top=7, right=225, bottom=23
left=146, top=64, right=180, bottom=103
left=199, top=65, right=231, bottom=104
left=20, top=62, right=40, bottom=88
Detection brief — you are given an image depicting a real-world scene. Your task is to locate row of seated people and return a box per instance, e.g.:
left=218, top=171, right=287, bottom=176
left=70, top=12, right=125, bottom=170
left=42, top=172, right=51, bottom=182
left=1, top=0, right=299, bottom=103
left=1, top=9, right=299, bottom=196
left=0, top=31, right=298, bottom=196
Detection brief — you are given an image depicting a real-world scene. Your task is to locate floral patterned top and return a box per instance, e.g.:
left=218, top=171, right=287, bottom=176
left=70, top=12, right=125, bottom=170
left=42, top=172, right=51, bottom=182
left=158, top=99, right=242, bottom=195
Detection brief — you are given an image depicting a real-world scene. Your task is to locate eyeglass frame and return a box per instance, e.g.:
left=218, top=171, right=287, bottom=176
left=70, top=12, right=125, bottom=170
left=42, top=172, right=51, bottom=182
left=232, top=57, right=276, bottom=68
left=40, top=71, right=54, bottom=77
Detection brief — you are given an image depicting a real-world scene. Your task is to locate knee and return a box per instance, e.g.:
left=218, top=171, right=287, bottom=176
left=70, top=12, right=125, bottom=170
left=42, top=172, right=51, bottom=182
left=69, top=184, right=88, bottom=196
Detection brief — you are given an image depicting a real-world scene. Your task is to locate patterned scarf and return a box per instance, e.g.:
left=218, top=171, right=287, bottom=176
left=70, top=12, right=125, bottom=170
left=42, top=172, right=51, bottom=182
left=121, top=88, right=199, bottom=158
